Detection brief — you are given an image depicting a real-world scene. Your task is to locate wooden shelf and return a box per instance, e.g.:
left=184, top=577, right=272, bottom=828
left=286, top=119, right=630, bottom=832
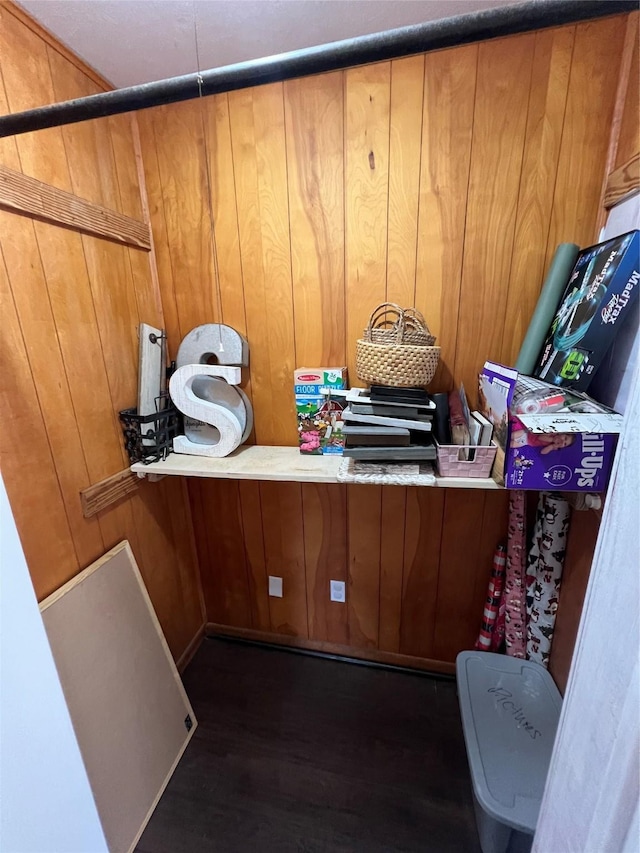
left=132, top=445, right=501, bottom=489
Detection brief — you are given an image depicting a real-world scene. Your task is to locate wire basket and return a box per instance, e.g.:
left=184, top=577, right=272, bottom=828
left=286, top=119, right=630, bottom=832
left=119, top=396, right=180, bottom=465
left=356, top=303, right=441, bottom=387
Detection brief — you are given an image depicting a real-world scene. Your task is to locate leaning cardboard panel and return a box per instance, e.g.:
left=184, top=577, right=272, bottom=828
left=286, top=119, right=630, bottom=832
left=40, top=541, right=197, bottom=853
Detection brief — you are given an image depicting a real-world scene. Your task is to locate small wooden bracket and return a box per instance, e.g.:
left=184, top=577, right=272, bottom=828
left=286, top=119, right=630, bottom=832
left=80, top=468, right=139, bottom=518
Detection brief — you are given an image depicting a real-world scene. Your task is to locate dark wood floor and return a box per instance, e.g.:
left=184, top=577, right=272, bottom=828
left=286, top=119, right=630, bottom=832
left=136, top=639, right=481, bottom=853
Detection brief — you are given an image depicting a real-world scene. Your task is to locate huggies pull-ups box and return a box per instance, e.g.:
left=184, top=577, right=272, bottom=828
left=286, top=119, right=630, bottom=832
left=479, top=363, right=622, bottom=491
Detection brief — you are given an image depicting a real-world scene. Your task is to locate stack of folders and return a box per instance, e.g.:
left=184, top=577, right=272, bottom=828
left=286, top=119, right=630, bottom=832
left=342, top=386, right=436, bottom=461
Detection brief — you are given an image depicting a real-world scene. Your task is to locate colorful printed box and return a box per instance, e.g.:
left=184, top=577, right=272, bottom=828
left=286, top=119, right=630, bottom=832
left=294, top=368, right=348, bottom=455
left=534, top=230, right=639, bottom=391
left=479, top=362, right=622, bottom=492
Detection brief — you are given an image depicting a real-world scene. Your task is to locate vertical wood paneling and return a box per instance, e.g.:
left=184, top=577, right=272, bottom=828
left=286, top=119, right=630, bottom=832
left=238, top=481, right=270, bottom=630
left=206, top=93, right=249, bottom=340
left=2, top=6, right=138, bottom=561
left=549, top=509, right=601, bottom=694
left=165, top=477, right=206, bottom=628
left=0, top=6, right=204, bottom=661
left=259, top=482, right=308, bottom=636
left=501, top=26, right=575, bottom=367
left=49, top=45, right=140, bottom=445
left=31, top=224, right=128, bottom=480
left=132, top=14, right=630, bottom=669
left=82, top=239, right=140, bottom=418
left=378, top=487, right=407, bottom=653
left=229, top=84, right=296, bottom=446
left=38, top=228, right=140, bottom=557
left=0, top=7, right=71, bottom=190
left=475, top=490, right=510, bottom=621
left=285, top=72, right=346, bottom=368
left=386, top=56, right=424, bottom=307
left=116, top=114, right=166, bottom=364
left=347, top=484, right=382, bottom=648
left=191, top=480, right=252, bottom=628
left=415, top=44, right=477, bottom=390
left=0, top=248, right=79, bottom=596
left=0, top=210, right=105, bottom=569
left=0, top=68, right=20, bottom=170
left=136, top=108, right=182, bottom=356
left=455, top=34, right=535, bottom=402
left=302, top=483, right=349, bottom=644
left=109, top=114, right=145, bottom=221
left=47, top=48, right=120, bottom=209
left=127, top=478, right=198, bottom=659
left=345, top=63, right=391, bottom=383
left=400, top=489, right=444, bottom=658
left=432, top=492, right=487, bottom=661
left=152, top=101, right=218, bottom=339
left=546, top=16, right=627, bottom=258
left=614, top=16, right=639, bottom=170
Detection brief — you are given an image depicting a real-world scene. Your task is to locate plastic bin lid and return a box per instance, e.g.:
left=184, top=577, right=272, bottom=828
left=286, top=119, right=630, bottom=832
left=456, top=651, right=562, bottom=834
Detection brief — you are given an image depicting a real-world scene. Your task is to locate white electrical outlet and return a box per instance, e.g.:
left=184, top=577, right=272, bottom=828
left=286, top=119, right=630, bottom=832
left=268, top=576, right=283, bottom=598
left=330, top=580, right=346, bottom=603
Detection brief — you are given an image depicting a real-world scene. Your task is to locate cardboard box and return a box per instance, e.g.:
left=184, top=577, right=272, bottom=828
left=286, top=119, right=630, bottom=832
left=534, top=230, right=639, bottom=391
left=294, top=368, right=348, bottom=455
left=479, top=363, right=622, bottom=492
left=506, top=414, right=619, bottom=491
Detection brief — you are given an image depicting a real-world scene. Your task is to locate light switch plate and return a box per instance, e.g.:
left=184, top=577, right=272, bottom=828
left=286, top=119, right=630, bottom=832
left=268, top=576, right=283, bottom=598
left=330, top=580, right=346, bottom=603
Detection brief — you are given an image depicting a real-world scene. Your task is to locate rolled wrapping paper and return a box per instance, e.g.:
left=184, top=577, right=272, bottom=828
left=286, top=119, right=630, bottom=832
left=515, top=242, right=580, bottom=375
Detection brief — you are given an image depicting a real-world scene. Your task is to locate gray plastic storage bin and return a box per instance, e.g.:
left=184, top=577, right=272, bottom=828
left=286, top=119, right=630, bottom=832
left=456, top=651, right=562, bottom=853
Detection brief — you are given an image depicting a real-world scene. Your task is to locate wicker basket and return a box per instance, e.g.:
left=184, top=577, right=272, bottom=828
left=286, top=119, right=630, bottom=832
left=356, top=303, right=440, bottom=387
left=367, top=303, right=436, bottom=347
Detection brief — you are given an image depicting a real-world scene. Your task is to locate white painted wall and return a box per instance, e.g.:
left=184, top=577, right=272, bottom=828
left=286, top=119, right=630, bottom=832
left=0, top=474, right=108, bottom=853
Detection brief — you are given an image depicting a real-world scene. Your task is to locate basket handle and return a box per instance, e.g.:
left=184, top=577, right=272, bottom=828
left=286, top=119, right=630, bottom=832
left=365, top=302, right=406, bottom=343
left=403, top=307, right=431, bottom=336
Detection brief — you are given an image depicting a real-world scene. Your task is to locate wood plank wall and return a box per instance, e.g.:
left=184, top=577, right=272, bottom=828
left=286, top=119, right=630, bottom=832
left=550, top=10, right=639, bottom=693
left=138, top=15, right=629, bottom=668
left=0, top=3, right=204, bottom=662
left=613, top=12, right=639, bottom=172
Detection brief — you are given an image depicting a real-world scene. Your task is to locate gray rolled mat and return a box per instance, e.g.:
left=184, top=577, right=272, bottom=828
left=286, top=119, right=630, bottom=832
left=515, top=242, right=579, bottom=374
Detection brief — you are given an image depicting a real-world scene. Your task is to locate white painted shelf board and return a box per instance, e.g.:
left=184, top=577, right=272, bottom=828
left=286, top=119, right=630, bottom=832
left=132, top=445, right=341, bottom=483
left=132, top=445, right=501, bottom=489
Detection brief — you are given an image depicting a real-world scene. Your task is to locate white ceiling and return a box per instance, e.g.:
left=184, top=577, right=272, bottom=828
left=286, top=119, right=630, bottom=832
left=18, top=0, right=523, bottom=88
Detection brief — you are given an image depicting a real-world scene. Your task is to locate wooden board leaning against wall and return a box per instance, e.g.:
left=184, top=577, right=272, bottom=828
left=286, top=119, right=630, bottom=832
left=137, top=14, right=631, bottom=671
left=0, top=2, right=205, bottom=664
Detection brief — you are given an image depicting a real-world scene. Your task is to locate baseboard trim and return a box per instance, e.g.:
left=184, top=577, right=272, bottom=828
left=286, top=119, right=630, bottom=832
left=205, top=623, right=455, bottom=676
left=176, top=623, right=206, bottom=673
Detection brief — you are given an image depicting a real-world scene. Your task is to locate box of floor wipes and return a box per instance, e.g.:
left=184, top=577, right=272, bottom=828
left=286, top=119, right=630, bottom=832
left=294, top=368, right=348, bottom=455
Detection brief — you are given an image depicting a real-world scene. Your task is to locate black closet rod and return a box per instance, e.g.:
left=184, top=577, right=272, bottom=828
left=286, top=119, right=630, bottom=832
left=0, top=0, right=635, bottom=138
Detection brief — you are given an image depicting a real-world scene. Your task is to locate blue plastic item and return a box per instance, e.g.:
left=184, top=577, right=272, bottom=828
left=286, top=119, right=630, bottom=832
left=456, top=651, right=562, bottom=853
